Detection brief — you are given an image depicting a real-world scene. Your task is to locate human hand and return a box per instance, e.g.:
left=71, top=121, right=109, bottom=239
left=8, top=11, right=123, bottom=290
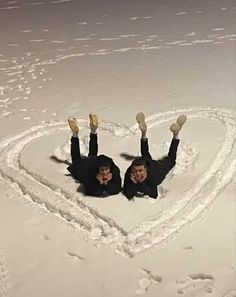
left=130, top=173, right=137, bottom=184
left=96, top=173, right=104, bottom=184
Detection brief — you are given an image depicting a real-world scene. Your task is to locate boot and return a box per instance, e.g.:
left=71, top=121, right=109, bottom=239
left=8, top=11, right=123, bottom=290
left=89, top=113, right=99, bottom=134
left=170, top=114, right=187, bottom=136
left=68, top=116, right=79, bottom=136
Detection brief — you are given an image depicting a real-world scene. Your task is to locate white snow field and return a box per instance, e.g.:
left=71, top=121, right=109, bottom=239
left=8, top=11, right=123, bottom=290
left=0, top=0, right=235, bottom=296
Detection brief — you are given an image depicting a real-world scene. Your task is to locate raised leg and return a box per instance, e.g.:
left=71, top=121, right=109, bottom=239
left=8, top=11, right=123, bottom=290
left=167, top=137, right=180, bottom=162
left=154, top=138, right=179, bottom=186
left=136, top=112, right=152, bottom=159
left=88, top=113, right=99, bottom=156
left=68, top=116, right=81, bottom=164
left=70, top=136, right=82, bottom=164
left=141, top=138, right=152, bottom=159
left=88, top=133, right=98, bottom=156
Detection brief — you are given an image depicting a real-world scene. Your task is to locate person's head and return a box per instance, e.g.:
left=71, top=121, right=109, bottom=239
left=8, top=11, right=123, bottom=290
left=97, top=155, right=112, bottom=178
left=98, top=165, right=111, bottom=177
left=131, top=158, right=147, bottom=182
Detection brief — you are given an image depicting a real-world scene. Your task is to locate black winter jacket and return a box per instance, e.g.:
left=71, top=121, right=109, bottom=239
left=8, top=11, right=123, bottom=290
left=67, top=154, right=122, bottom=197
left=123, top=157, right=175, bottom=200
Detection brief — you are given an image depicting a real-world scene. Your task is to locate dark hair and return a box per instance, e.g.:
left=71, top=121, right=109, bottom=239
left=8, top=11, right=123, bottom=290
left=131, top=157, right=147, bottom=168
left=97, top=154, right=112, bottom=168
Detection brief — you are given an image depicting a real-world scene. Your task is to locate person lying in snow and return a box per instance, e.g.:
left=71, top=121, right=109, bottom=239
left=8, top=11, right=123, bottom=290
left=67, top=113, right=122, bottom=197
left=123, top=113, right=187, bottom=200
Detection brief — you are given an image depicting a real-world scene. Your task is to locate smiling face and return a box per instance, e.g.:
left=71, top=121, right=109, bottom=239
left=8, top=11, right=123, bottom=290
left=131, top=165, right=147, bottom=182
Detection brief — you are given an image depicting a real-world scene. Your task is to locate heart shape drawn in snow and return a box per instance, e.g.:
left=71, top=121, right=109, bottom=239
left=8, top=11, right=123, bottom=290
left=0, top=107, right=235, bottom=258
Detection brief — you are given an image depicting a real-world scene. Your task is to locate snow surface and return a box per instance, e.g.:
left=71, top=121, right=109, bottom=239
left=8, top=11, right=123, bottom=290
left=0, top=0, right=235, bottom=296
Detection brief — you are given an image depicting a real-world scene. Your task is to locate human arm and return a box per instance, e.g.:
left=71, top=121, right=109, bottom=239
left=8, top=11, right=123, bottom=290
left=122, top=167, right=137, bottom=200
left=138, top=179, right=158, bottom=198
left=105, top=167, right=122, bottom=195
left=84, top=176, right=105, bottom=197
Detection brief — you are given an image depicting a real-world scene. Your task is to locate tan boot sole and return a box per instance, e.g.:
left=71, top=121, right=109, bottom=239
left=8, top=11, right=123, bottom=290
left=177, top=114, right=187, bottom=128
left=89, top=113, right=99, bottom=129
left=136, top=112, right=147, bottom=132
left=170, top=123, right=180, bottom=133
left=136, top=112, right=145, bottom=124
left=170, top=114, right=187, bottom=133
left=68, top=117, right=79, bottom=133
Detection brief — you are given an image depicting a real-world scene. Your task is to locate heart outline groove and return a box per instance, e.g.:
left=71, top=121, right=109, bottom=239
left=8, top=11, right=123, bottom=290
left=0, top=107, right=235, bottom=258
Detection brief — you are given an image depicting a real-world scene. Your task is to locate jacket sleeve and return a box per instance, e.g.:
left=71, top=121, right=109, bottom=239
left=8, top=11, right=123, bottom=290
left=139, top=180, right=158, bottom=198
left=106, top=166, right=122, bottom=195
left=122, top=167, right=137, bottom=200
left=84, top=177, right=105, bottom=197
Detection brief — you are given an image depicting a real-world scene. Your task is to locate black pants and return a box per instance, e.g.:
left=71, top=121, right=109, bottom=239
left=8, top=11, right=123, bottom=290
left=141, top=137, right=180, bottom=184
left=141, top=137, right=180, bottom=162
left=71, top=133, right=98, bottom=164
